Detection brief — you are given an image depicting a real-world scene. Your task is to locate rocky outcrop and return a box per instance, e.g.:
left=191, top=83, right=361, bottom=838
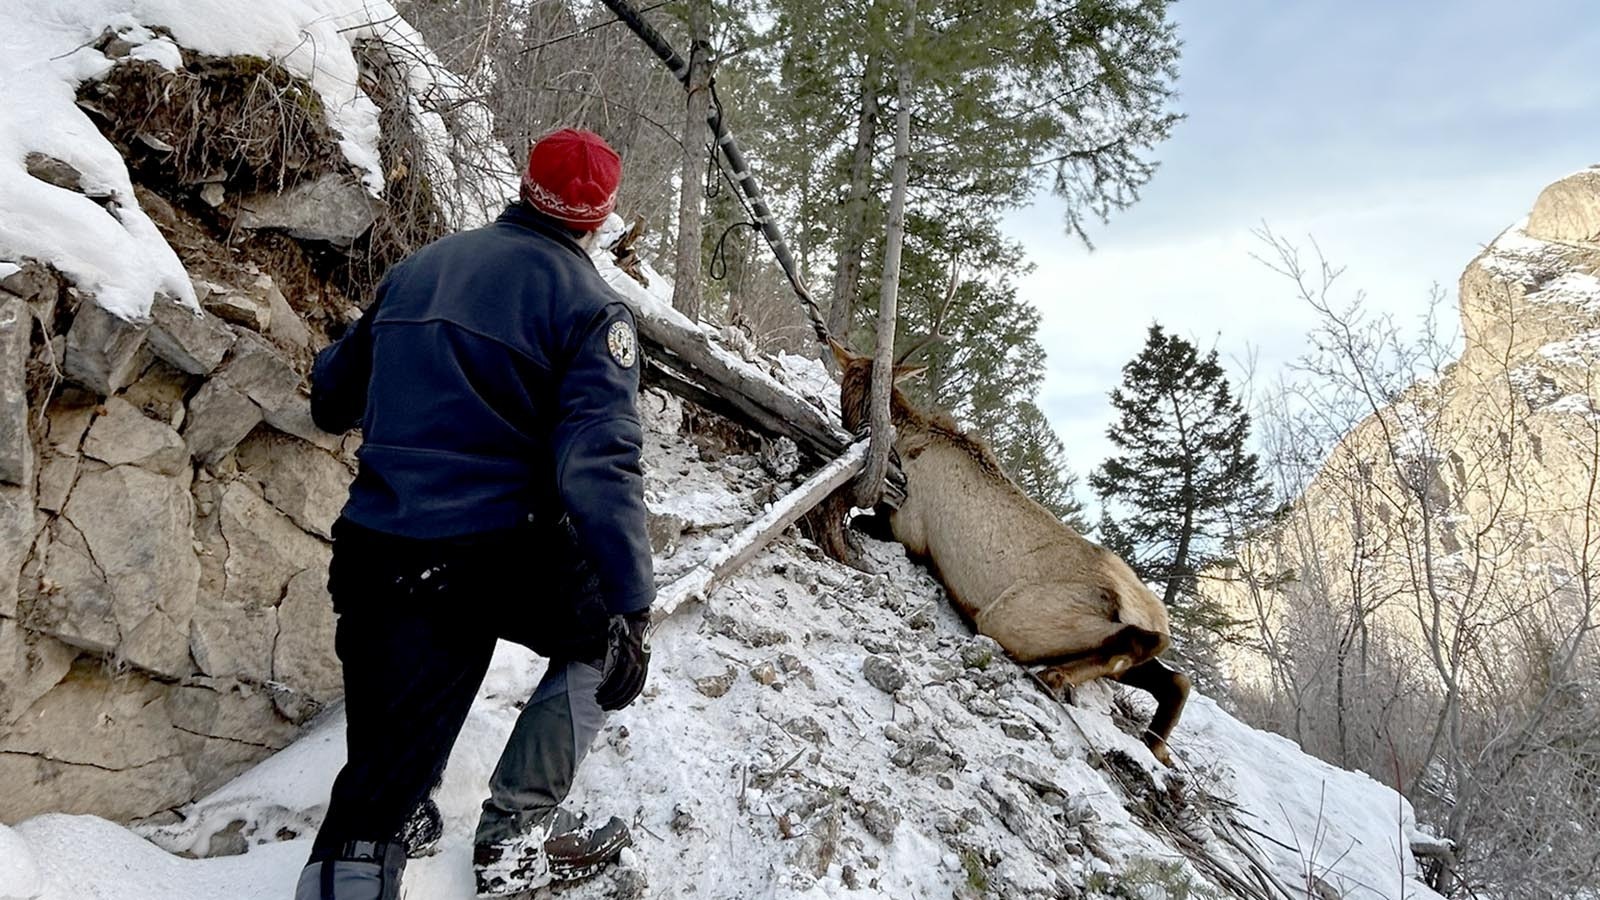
left=0, top=258, right=354, bottom=824
left=1211, top=168, right=1600, bottom=690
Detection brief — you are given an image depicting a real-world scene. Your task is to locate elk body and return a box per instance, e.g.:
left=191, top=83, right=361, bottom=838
left=833, top=342, right=1190, bottom=764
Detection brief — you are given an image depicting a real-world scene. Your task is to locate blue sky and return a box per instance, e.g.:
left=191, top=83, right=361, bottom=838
left=1000, top=0, right=1600, bottom=484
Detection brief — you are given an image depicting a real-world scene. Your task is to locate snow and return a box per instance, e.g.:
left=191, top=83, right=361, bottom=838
left=0, top=0, right=516, bottom=319
left=1526, top=269, right=1600, bottom=312
left=0, top=385, right=1444, bottom=900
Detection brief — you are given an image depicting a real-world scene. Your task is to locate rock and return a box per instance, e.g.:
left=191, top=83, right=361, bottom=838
left=165, top=683, right=297, bottom=796
left=199, top=183, right=225, bottom=208
left=258, top=276, right=311, bottom=352
left=237, top=174, right=379, bottom=247
left=271, top=568, right=339, bottom=722
left=1526, top=166, right=1600, bottom=243
left=82, top=397, right=188, bottom=476
left=647, top=511, right=686, bottom=555
left=961, top=635, right=1002, bottom=670
left=0, top=661, right=195, bottom=822
left=205, top=821, right=249, bottom=858
left=146, top=293, right=235, bottom=375
left=216, top=480, right=328, bottom=611
left=35, top=455, right=78, bottom=513
left=184, top=380, right=263, bottom=465
left=31, top=520, right=122, bottom=654
left=862, top=654, right=907, bottom=693
left=202, top=285, right=272, bottom=332
left=670, top=804, right=695, bottom=834
left=0, top=297, right=31, bottom=486
left=750, top=660, right=779, bottom=686
left=857, top=799, right=900, bottom=844
left=783, top=715, right=828, bottom=745
left=693, top=666, right=737, bottom=698
left=122, top=358, right=192, bottom=429
left=219, top=332, right=337, bottom=450
left=0, top=619, right=76, bottom=727
left=2, top=261, right=63, bottom=326
left=61, top=463, right=199, bottom=678
left=1000, top=720, right=1037, bottom=741
left=24, top=152, right=85, bottom=192
left=188, top=604, right=276, bottom=682
left=64, top=300, right=149, bottom=395
left=235, top=430, right=351, bottom=538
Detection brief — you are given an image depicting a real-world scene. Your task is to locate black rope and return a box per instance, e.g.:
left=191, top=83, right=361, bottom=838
left=709, top=220, right=760, bottom=281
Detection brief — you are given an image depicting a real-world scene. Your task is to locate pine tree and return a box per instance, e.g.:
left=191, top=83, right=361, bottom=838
left=1091, top=324, right=1270, bottom=629
left=992, top=401, right=1089, bottom=528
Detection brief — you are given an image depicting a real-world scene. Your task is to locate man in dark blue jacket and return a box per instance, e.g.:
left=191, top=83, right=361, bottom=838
left=294, top=129, right=653, bottom=900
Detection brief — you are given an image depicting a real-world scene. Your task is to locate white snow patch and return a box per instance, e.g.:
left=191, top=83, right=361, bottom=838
left=1526, top=269, right=1600, bottom=313
left=0, top=262, right=20, bottom=282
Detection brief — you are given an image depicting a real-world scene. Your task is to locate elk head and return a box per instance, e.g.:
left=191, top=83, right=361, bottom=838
left=831, top=339, right=926, bottom=434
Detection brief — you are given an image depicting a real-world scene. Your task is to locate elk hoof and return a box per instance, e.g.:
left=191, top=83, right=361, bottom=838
left=1146, top=738, right=1174, bottom=768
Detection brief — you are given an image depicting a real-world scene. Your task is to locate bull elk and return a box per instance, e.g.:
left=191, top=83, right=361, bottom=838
left=831, top=340, right=1190, bottom=765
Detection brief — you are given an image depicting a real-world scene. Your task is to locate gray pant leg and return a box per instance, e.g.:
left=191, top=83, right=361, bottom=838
left=293, top=860, right=402, bottom=900
left=475, top=660, right=605, bottom=846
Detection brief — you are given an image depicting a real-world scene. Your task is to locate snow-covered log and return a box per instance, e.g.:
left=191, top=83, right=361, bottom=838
left=653, top=440, right=869, bottom=620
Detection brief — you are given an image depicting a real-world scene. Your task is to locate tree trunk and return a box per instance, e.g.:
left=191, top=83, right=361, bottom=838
left=671, top=3, right=711, bottom=320
left=853, top=0, right=914, bottom=507
left=827, top=49, right=882, bottom=341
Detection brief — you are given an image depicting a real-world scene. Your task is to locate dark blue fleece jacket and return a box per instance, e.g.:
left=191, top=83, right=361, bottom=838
left=310, top=204, right=653, bottom=615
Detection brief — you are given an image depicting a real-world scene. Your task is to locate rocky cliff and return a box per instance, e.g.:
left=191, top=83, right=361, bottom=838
left=0, top=2, right=514, bottom=823
left=1215, top=166, right=1600, bottom=696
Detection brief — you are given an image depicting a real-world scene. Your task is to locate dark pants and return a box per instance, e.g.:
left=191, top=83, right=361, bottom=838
left=306, top=517, right=609, bottom=868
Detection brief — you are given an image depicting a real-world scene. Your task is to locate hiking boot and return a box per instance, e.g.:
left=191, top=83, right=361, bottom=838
left=474, top=809, right=631, bottom=897
left=401, top=796, right=443, bottom=859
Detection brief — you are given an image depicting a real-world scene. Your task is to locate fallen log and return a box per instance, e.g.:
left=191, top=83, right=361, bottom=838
left=652, top=440, right=869, bottom=621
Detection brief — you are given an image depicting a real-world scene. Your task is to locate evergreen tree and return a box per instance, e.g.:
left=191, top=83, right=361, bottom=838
left=993, top=401, right=1089, bottom=528
left=1091, top=324, right=1270, bottom=621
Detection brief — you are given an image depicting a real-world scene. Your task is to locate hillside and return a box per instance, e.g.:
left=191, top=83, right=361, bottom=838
left=0, top=3, right=1446, bottom=898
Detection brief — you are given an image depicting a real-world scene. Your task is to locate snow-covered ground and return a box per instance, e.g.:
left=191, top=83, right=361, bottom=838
left=1, top=381, right=1443, bottom=900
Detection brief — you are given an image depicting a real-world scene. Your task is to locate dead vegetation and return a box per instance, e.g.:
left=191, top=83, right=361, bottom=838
left=77, top=31, right=454, bottom=322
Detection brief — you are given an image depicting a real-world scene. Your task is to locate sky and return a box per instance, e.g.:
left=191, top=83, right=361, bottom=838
left=999, top=0, right=1600, bottom=485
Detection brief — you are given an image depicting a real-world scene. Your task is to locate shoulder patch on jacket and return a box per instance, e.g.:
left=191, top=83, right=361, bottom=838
left=606, top=319, right=637, bottom=368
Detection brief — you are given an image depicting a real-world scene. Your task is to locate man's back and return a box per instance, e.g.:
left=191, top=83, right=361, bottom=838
left=312, top=202, right=653, bottom=614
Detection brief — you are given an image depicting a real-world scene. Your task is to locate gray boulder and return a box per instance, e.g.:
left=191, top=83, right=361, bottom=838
left=237, top=174, right=379, bottom=247
left=63, top=301, right=149, bottom=395
left=220, top=332, right=337, bottom=450
left=235, top=430, right=351, bottom=538
left=0, top=296, right=31, bottom=486
left=1526, top=166, right=1600, bottom=243
left=0, top=662, right=195, bottom=822
left=201, top=281, right=272, bottom=333
left=146, top=293, right=235, bottom=376
left=184, top=379, right=263, bottom=465
left=61, top=463, right=199, bottom=678
left=82, top=397, right=187, bottom=476
left=0, top=620, right=76, bottom=726
left=271, top=568, right=339, bottom=722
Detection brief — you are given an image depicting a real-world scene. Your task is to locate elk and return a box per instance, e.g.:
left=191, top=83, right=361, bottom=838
left=831, top=340, right=1190, bottom=765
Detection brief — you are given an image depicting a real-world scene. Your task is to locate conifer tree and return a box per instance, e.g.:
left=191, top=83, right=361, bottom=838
left=993, top=401, right=1089, bottom=528
left=1091, top=325, right=1270, bottom=621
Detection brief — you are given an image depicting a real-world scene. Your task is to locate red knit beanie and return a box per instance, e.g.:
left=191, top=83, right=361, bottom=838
left=520, top=128, right=622, bottom=230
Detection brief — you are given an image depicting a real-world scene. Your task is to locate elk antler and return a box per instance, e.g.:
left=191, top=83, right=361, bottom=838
left=895, top=255, right=962, bottom=364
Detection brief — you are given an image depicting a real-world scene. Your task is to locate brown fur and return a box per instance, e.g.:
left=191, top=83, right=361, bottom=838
left=833, top=341, right=1191, bottom=764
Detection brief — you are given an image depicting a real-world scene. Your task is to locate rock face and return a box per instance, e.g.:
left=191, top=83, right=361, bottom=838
left=0, top=257, right=356, bottom=824
left=1211, top=170, right=1600, bottom=691
left=237, top=174, right=380, bottom=247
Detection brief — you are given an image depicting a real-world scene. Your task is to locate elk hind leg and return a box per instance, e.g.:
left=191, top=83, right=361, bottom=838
left=1113, top=657, right=1191, bottom=767
left=1032, top=624, right=1166, bottom=699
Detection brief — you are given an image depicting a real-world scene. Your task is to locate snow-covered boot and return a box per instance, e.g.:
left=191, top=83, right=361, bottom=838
left=473, top=809, right=631, bottom=896
left=401, top=796, right=443, bottom=858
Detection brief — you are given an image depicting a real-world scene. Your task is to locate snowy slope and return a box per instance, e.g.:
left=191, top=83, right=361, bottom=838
left=1, top=377, right=1444, bottom=899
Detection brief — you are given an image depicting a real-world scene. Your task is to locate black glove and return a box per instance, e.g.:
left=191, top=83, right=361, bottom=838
left=595, top=611, right=652, bottom=711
